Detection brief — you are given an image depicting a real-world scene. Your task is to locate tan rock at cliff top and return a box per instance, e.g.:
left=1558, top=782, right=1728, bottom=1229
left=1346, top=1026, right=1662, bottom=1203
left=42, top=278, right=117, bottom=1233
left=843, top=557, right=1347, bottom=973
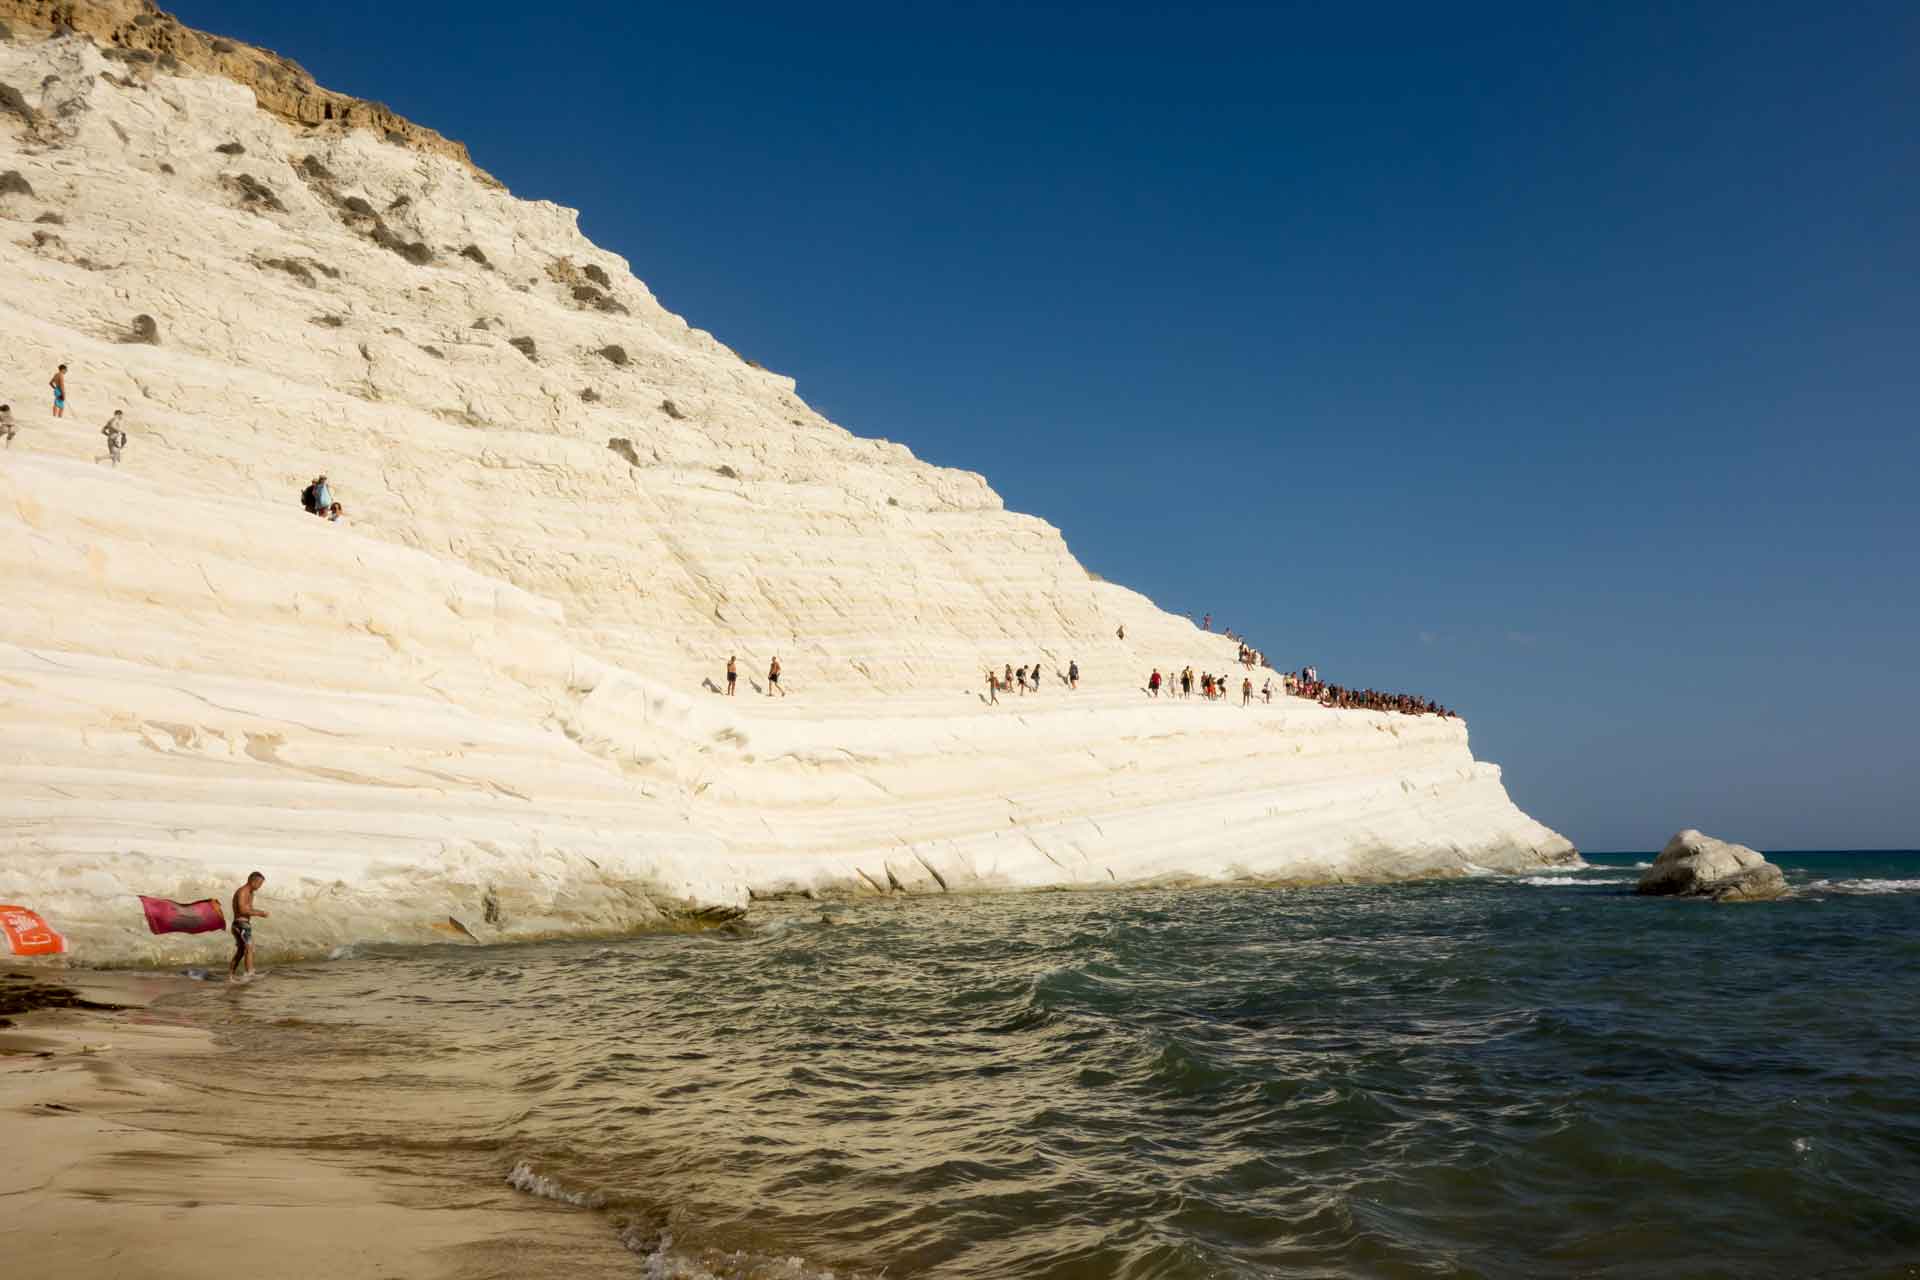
left=0, top=8, right=1577, bottom=965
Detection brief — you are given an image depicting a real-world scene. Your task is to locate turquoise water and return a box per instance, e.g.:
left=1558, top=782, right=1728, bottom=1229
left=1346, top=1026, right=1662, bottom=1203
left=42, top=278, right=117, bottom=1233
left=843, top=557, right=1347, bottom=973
left=168, top=852, right=1920, bottom=1278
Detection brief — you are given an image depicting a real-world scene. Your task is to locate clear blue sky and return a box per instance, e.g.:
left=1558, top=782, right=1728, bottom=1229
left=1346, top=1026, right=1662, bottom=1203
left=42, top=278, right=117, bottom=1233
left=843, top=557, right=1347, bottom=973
left=175, top=0, right=1918, bottom=851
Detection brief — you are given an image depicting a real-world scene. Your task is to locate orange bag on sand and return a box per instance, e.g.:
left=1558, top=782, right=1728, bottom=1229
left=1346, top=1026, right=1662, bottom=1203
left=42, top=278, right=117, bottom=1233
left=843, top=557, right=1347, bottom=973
left=0, top=905, right=69, bottom=956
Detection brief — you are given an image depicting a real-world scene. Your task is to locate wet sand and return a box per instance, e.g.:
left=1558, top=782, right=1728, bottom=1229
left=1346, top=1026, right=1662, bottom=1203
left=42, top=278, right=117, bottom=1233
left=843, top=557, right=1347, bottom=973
left=0, top=971, right=634, bottom=1279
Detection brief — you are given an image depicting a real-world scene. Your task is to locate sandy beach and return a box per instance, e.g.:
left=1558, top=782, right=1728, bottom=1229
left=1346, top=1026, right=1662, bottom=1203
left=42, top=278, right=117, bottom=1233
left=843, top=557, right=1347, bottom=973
left=0, top=971, right=635, bottom=1279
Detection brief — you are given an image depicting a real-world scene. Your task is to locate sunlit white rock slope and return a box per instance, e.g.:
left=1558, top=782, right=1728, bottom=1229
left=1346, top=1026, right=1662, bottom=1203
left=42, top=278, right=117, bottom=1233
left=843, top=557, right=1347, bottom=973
left=0, top=7, right=1577, bottom=964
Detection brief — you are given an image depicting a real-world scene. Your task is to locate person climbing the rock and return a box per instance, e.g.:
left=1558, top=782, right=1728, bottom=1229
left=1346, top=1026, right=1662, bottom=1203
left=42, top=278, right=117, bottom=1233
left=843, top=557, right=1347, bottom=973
left=49, top=365, right=67, bottom=418
left=1068, top=660, right=1079, bottom=690
left=726, top=655, right=738, bottom=695
left=101, top=410, right=127, bottom=466
left=1148, top=668, right=1162, bottom=697
left=767, top=655, right=784, bottom=696
left=0, top=404, right=15, bottom=447
left=228, top=871, right=270, bottom=983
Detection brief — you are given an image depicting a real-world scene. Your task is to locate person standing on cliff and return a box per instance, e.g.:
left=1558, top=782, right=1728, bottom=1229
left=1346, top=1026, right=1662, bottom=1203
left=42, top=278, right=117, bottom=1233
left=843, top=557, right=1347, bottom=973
left=49, top=365, right=68, bottom=418
left=726, top=655, right=738, bottom=695
left=767, top=655, right=785, bottom=696
left=1201, top=613, right=1210, bottom=632
left=101, top=410, right=127, bottom=466
left=228, top=872, right=270, bottom=983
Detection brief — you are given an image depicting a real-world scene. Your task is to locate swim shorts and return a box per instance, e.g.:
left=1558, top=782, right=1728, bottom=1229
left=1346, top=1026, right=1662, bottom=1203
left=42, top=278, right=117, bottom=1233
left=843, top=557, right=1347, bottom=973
left=232, top=920, right=252, bottom=948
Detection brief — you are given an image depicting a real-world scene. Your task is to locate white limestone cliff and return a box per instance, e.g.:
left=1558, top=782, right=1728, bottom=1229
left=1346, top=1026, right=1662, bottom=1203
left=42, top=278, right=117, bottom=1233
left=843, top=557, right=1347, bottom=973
left=0, top=12, right=1578, bottom=965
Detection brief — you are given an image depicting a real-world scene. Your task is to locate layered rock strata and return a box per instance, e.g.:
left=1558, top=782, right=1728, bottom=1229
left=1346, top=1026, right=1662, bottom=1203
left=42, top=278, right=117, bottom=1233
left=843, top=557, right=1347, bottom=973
left=0, top=16, right=1577, bottom=965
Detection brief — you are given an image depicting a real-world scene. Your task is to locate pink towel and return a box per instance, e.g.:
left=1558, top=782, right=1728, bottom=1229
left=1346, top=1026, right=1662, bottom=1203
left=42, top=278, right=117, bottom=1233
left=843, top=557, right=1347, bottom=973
left=138, top=896, right=227, bottom=935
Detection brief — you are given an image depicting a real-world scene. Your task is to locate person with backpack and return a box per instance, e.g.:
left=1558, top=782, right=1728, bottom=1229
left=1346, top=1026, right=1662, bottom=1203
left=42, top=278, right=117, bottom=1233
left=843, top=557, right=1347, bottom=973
left=301, top=475, right=333, bottom=515
left=101, top=410, right=127, bottom=466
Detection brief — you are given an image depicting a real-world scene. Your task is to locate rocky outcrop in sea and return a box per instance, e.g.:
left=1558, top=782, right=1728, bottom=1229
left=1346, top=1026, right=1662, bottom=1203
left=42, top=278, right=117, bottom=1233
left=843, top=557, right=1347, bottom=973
left=1637, top=829, right=1787, bottom=902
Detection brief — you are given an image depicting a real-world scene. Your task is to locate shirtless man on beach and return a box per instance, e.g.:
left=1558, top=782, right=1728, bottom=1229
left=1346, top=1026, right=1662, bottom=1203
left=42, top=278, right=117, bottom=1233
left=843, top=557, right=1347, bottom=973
left=229, top=872, right=269, bottom=982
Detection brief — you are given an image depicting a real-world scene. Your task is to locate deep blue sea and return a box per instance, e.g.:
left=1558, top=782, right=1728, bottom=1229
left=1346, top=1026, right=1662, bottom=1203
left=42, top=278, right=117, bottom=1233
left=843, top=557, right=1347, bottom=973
left=164, top=852, right=1920, bottom=1278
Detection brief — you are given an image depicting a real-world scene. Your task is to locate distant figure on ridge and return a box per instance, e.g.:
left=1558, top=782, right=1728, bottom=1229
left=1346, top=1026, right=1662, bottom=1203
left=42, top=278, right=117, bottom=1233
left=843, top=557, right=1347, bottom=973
left=101, top=410, right=127, bottom=466
left=228, top=871, right=269, bottom=983
left=1068, top=660, right=1079, bottom=690
left=1201, top=613, right=1210, bottom=631
left=726, top=655, right=738, bottom=695
left=49, top=365, right=67, bottom=418
left=0, top=404, right=15, bottom=447
left=767, top=655, right=784, bottom=696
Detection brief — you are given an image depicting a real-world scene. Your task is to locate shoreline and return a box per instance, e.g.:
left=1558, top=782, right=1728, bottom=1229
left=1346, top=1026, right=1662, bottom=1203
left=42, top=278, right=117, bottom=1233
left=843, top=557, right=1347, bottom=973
left=0, top=972, right=637, bottom=1279
left=10, top=856, right=1586, bottom=973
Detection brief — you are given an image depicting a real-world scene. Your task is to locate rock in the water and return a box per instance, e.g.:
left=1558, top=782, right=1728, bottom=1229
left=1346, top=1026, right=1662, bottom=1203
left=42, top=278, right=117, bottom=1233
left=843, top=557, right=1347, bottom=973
left=1637, top=829, right=1787, bottom=902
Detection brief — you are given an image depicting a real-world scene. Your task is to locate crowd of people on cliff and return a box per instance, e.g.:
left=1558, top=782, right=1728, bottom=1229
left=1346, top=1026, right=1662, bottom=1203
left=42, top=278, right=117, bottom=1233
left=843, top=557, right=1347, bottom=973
left=983, top=659, right=1081, bottom=703
left=1143, top=660, right=1456, bottom=718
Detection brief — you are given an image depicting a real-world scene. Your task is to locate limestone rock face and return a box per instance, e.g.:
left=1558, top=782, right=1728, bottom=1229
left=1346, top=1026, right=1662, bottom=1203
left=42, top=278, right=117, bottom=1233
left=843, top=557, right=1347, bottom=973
left=0, top=0, right=484, bottom=174
left=1637, top=830, right=1787, bottom=902
left=0, top=14, right=1579, bottom=965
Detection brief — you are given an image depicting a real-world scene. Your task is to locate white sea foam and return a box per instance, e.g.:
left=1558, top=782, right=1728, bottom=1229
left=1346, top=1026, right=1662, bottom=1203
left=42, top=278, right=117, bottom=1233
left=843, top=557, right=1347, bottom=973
left=506, top=1160, right=607, bottom=1209
left=618, top=1228, right=845, bottom=1280
left=1805, top=878, right=1920, bottom=896
left=1515, top=876, right=1634, bottom=887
